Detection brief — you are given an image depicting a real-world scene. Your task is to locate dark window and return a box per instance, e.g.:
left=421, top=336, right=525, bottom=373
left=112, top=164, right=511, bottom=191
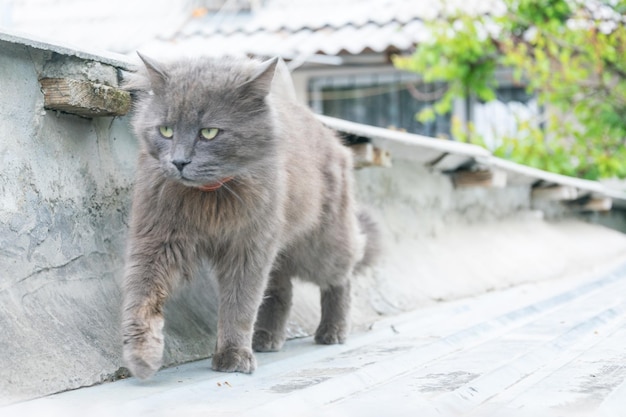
left=308, top=73, right=451, bottom=138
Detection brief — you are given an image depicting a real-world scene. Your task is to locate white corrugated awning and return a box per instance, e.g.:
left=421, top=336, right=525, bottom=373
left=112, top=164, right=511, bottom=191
left=318, top=115, right=626, bottom=209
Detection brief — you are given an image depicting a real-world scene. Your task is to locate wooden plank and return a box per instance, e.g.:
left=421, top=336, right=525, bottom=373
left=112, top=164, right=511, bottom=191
left=573, top=197, right=613, bottom=212
left=430, top=153, right=474, bottom=172
left=452, top=169, right=507, bottom=188
left=351, top=143, right=392, bottom=169
left=39, top=78, right=131, bottom=118
left=532, top=185, right=579, bottom=201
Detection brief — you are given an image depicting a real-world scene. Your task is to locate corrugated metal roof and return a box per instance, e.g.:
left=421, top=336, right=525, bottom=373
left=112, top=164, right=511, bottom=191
left=139, top=0, right=503, bottom=59
left=3, top=0, right=502, bottom=58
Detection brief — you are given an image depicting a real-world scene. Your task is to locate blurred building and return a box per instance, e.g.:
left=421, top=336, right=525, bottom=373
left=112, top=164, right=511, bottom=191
left=2, top=0, right=538, bottom=141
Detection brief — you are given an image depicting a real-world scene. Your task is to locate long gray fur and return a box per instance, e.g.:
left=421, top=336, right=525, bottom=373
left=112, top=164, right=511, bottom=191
left=121, top=55, right=380, bottom=380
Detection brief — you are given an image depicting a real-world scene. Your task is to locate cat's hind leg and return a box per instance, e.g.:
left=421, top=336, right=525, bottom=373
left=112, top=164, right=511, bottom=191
left=315, top=280, right=351, bottom=345
left=253, top=271, right=293, bottom=352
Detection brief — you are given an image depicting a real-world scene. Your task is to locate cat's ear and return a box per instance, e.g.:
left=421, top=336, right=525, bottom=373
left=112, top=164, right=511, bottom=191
left=137, top=52, right=168, bottom=92
left=243, top=57, right=279, bottom=98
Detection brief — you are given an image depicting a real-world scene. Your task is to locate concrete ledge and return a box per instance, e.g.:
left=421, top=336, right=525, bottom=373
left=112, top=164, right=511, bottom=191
left=0, top=29, right=133, bottom=70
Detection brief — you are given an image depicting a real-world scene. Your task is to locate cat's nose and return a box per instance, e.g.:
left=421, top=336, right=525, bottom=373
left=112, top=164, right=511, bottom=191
left=171, top=159, right=191, bottom=172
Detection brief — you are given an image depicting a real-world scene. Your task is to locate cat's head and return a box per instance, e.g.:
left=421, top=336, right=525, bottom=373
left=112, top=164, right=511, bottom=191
left=130, top=54, right=278, bottom=190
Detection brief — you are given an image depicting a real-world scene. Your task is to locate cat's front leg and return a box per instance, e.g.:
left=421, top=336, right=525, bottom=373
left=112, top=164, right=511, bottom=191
left=122, top=308, right=165, bottom=380
left=212, top=247, right=275, bottom=374
left=122, top=240, right=181, bottom=380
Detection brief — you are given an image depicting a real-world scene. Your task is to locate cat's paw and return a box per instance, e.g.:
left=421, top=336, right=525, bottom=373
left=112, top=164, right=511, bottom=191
left=211, top=347, right=256, bottom=373
left=252, top=329, right=285, bottom=352
left=122, top=316, right=165, bottom=380
left=314, top=323, right=347, bottom=345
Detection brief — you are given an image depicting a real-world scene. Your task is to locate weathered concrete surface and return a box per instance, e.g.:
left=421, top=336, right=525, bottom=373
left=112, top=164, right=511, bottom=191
left=3, top=32, right=626, bottom=407
left=0, top=39, right=136, bottom=403
left=5, top=256, right=626, bottom=417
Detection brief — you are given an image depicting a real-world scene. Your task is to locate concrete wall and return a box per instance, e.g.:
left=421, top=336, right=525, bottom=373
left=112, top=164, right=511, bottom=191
left=0, top=38, right=137, bottom=403
left=3, top=34, right=626, bottom=405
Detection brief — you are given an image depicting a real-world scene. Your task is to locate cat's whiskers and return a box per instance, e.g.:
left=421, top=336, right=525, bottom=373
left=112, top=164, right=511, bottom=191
left=229, top=176, right=268, bottom=197
left=220, top=181, right=244, bottom=205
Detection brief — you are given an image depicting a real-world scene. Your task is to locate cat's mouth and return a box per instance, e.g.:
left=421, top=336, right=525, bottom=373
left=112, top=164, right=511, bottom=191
left=195, top=177, right=235, bottom=192
left=176, top=172, right=235, bottom=192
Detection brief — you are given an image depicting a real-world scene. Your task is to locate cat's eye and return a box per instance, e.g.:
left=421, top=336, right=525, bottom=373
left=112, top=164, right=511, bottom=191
left=159, top=126, right=174, bottom=139
left=200, top=128, right=220, bottom=140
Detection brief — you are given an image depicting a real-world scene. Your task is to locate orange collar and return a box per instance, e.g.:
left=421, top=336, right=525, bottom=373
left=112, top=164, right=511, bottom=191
left=196, top=177, right=234, bottom=192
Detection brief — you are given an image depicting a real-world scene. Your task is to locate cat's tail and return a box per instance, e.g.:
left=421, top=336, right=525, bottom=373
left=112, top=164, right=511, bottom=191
left=354, top=208, right=382, bottom=275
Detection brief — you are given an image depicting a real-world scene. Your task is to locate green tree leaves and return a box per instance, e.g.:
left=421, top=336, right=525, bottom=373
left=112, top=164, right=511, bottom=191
left=395, top=0, right=626, bottom=179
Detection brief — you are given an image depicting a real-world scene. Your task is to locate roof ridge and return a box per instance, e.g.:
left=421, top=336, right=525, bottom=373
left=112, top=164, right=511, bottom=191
left=175, top=14, right=423, bottom=39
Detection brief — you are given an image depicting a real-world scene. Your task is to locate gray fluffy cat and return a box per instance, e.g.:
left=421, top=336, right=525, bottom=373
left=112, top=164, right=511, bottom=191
left=122, top=55, right=380, bottom=380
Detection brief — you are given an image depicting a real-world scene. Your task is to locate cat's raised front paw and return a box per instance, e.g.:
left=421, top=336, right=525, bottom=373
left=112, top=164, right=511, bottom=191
left=314, top=323, right=347, bottom=345
left=212, top=347, right=256, bottom=373
left=122, top=316, right=165, bottom=380
left=252, top=329, right=285, bottom=352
